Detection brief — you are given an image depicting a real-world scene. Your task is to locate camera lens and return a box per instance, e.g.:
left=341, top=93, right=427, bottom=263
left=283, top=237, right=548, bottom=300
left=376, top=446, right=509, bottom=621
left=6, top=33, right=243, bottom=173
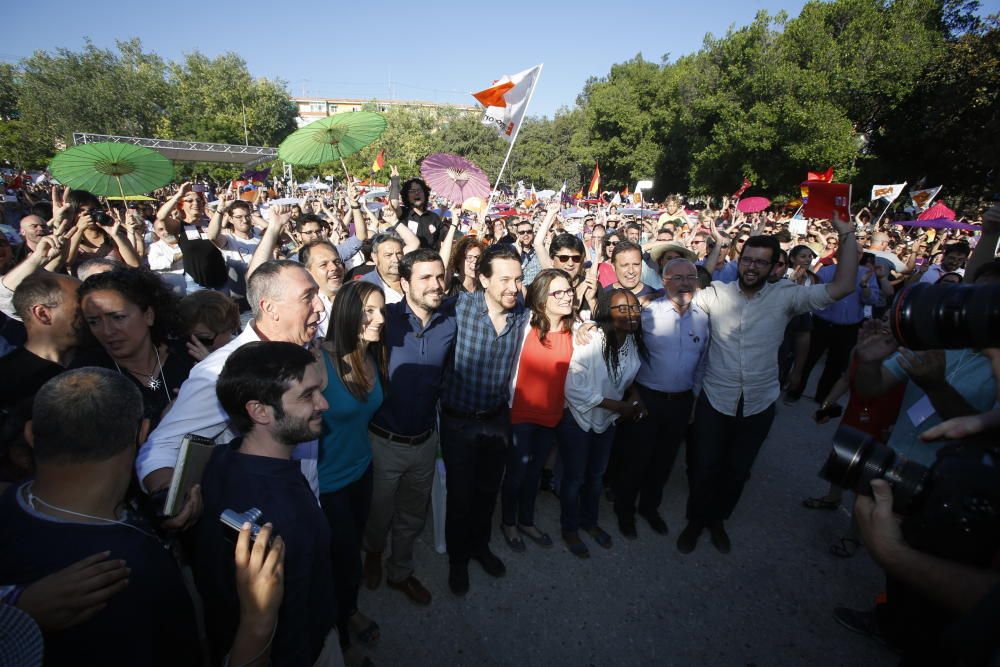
left=819, top=426, right=930, bottom=514
left=891, top=283, right=1000, bottom=350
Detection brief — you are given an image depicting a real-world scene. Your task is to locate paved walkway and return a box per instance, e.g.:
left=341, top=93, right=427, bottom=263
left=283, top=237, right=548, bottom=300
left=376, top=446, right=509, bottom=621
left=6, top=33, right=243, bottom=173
left=358, top=386, right=898, bottom=666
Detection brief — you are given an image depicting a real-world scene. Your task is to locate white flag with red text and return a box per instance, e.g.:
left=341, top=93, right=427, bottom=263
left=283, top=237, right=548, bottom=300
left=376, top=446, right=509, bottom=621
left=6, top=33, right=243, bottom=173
left=870, top=183, right=907, bottom=203
left=472, top=65, right=542, bottom=143
left=910, top=186, right=942, bottom=211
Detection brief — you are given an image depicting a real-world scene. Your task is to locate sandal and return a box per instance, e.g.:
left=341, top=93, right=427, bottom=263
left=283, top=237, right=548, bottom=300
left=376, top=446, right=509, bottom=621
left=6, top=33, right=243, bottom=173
left=501, top=524, right=526, bottom=553
left=349, top=611, right=380, bottom=646
left=802, top=496, right=840, bottom=510
left=814, top=404, right=844, bottom=424
left=830, top=536, right=861, bottom=558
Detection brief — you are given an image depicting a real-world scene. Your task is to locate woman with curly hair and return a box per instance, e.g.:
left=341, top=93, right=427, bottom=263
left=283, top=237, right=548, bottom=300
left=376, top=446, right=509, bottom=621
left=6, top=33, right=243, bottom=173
left=73, top=268, right=192, bottom=426
left=556, top=287, right=647, bottom=558
left=444, top=234, right=484, bottom=297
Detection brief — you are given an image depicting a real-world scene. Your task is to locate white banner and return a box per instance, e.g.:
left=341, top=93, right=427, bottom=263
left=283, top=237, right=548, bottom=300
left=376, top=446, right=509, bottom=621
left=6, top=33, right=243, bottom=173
left=478, top=65, right=542, bottom=143
left=870, top=182, right=907, bottom=203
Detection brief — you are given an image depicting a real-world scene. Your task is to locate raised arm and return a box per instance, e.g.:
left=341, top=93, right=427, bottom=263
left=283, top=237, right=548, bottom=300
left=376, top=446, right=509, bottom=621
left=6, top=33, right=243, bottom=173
left=964, top=205, right=999, bottom=284
left=534, top=202, right=560, bottom=270
left=346, top=182, right=368, bottom=242
left=824, top=212, right=860, bottom=300
left=107, top=220, right=141, bottom=268
left=440, top=205, right=461, bottom=269
left=206, top=189, right=235, bottom=247
left=381, top=205, right=420, bottom=253
left=246, top=205, right=294, bottom=280
left=156, top=182, right=191, bottom=223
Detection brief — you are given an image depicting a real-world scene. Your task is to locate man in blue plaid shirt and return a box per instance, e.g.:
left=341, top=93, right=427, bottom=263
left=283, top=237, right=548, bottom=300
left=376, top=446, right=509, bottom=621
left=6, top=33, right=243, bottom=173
left=440, top=244, right=529, bottom=596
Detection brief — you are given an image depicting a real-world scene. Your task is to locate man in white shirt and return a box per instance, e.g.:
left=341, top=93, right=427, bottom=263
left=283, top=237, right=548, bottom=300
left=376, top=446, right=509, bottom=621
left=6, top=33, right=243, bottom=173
left=135, top=259, right=325, bottom=527
left=677, top=215, right=859, bottom=554
left=613, top=258, right=708, bottom=539
left=146, top=219, right=186, bottom=294
left=206, top=200, right=261, bottom=302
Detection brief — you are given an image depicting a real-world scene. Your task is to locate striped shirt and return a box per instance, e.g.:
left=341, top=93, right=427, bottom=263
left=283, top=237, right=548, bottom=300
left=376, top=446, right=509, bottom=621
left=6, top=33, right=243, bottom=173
left=441, top=290, right=529, bottom=412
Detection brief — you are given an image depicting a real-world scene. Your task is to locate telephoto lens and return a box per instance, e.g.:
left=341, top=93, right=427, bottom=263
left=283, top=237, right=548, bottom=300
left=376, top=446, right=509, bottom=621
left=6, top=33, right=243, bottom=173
left=819, top=426, right=930, bottom=515
left=890, top=283, right=1000, bottom=350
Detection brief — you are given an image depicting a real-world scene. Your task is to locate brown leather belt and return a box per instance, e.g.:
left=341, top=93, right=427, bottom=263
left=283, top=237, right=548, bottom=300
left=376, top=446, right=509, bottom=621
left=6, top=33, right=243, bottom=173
left=368, top=422, right=434, bottom=445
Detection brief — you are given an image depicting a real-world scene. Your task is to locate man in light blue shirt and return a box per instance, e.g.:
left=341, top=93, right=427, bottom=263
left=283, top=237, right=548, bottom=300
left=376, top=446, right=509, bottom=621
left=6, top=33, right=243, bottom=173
left=613, top=258, right=709, bottom=539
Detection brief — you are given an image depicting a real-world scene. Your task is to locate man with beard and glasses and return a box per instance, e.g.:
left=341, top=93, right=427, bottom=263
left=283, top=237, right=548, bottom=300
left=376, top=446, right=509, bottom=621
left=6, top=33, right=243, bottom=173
left=363, top=249, right=457, bottom=606
left=194, top=342, right=338, bottom=667
left=676, top=214, right=859, bottom=554
left=613, top=258, right=707, bottom=540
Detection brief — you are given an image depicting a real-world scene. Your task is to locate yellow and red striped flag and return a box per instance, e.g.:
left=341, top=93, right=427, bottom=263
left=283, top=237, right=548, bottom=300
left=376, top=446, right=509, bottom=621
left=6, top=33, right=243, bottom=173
left=371, top=149, right=385, bottom=173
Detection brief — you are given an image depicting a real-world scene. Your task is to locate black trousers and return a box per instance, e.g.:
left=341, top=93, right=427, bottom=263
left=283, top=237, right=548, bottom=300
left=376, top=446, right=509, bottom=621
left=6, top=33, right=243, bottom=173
left=793, top=317, right=861, bottom=403
left=319, top=464, right=373, bottom=648
left=613, top=384, right=694, bottom=519
left=685, top=393, right=775, bottom=524
left=440, top=408, right=511, bottom=566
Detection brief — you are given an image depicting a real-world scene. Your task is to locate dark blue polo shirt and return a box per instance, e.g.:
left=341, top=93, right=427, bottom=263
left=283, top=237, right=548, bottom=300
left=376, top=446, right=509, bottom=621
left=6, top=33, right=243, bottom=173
left=371, top=298, right=457, bottom=436
left=193, top=441, right=336, bottom=667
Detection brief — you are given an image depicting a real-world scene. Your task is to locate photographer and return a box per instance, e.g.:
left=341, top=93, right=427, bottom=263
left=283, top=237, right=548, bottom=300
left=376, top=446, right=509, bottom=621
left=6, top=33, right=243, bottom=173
left=854, top=478, right=1000, bottom=666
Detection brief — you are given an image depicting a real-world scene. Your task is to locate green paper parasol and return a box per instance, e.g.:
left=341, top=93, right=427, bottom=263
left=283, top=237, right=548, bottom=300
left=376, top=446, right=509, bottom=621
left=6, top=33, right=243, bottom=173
left=278, top=112, right=387, bottom=168
left=50, top=142, right=174, bottom=200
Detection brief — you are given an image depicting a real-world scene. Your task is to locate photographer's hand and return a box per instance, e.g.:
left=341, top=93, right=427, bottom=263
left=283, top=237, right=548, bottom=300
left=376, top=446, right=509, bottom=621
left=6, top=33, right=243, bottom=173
left=897, top=348, right=946, bottom=389
left=854, top=479, right=905, bottom=568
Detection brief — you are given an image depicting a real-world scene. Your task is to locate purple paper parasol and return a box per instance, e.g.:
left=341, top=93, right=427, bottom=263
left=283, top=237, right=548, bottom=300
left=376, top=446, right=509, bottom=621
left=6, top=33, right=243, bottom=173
left=420, top=153, right=491, bottom=206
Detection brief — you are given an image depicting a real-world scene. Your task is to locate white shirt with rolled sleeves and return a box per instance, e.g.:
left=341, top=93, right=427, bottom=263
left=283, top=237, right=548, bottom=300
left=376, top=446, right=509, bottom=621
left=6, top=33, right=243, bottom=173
left=635, top=298, right=709, bottom=393
left=692, top=280, right=835, bottom=416
left=135, top=325, right=319, bottom=495
left=564, top=330, right=641, bottom=434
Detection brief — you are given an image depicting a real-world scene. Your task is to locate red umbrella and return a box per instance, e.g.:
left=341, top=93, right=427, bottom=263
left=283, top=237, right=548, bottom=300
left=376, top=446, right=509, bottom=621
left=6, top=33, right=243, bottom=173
left=918, top=202, right=955, bottom=221
left=736, top=196, right=771, bottom=214
left=420, top=153, right=490, bottom=206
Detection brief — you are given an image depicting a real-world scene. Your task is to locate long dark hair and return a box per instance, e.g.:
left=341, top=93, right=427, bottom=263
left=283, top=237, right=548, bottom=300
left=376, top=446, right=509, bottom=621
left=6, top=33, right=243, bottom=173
left=446, top=234, right=485, bottom=286
left=78, top=268, right=182, bottom=345
left=324, top=280, right=387, bottom=401
left=526, top=268, right=577, bottom=343
left=592, top=287, right=646, bottom=383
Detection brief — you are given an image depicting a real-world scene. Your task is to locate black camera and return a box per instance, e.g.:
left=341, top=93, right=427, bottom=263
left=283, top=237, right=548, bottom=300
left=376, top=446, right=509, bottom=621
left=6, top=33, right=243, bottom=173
left=819, top=426, right=1000, bottom=565
left=890, top=283, right=1000, bottom=350
left=90, top=210, right=112, bottom=226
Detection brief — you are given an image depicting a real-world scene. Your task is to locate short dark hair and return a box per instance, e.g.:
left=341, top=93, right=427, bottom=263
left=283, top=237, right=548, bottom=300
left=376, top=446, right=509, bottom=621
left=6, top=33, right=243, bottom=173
left=774, top=229, right=792, bottom=244
left=740, top=235, right=781, bottom=264
left=13, top=271, right=69, bottom=321
left=247, top=260, right=305, bottom=320
left=943, top=241, right=971, bottom=257
left=549, top=233, right=584, bottom=258
left=178, top=290, right=240, bottom=336
left=296, top=214, right=328, bottom=231
left=479, top=243, right=521, bottom=278
left=217, top=341, right=317, bottom=434
left=67, top=190, right=101, bottom=222
left=300, top=240, right=339, bottom=269
left=32, top=368, right=143, bottom=463
left=399, top=248, right=442, bottom=282
left=611, top=240, right=642, bottom=264
left=227, top=200, right=251, bottom=215
left=401, top=178, right=431, bottom=207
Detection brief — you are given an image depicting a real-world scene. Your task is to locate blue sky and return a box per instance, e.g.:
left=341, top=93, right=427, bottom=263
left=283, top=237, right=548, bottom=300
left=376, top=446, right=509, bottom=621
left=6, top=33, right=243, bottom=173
left=6, top=0, right=997, bottom=118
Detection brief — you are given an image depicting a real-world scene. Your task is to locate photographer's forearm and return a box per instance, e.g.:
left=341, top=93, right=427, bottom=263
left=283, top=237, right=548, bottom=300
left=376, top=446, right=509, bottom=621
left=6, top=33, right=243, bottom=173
left=963, top=230, right=999, bottom=285
left=880, top=545, right=1000, bottom=615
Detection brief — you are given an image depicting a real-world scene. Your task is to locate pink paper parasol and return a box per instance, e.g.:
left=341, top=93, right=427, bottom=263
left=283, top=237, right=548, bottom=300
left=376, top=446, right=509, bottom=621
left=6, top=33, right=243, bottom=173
left=736, top=196, right=771, bottom=214
left=917, top=202, right=955, bottom=221
left=420, top=153, right=490, bottom=206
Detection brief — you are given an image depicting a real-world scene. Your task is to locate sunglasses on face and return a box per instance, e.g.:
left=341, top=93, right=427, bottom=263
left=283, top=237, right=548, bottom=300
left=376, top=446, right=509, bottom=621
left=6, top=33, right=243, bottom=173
left=517, top=229, right=534, bottom=236
left=606, top=240, right=619, bottom=247
left=554, top=254, right=582, bottom=264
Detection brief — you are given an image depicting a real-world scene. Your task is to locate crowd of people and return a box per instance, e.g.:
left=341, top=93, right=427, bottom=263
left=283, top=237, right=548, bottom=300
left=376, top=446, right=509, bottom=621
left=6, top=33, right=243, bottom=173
left=0, top=168, right=998, bottom=666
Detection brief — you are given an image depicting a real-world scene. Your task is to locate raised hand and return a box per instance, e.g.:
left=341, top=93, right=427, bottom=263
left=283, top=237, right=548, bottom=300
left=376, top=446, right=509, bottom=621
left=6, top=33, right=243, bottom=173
left=831, top=210, right=855, bottom=236
left=234, top=522, right=284, bottom=629
left=389, top=165, right=399, bottom=178
left=854, top=319, right=899, bottom=363
left=51, top=185, right=73, bottom=221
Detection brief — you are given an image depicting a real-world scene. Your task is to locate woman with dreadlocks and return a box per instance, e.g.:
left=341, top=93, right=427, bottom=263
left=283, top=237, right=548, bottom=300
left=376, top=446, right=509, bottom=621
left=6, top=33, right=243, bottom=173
left=555, top=287, right=647, bottom=558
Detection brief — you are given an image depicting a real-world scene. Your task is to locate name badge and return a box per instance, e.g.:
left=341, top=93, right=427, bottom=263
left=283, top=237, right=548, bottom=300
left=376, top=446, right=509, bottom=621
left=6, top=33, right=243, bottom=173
left=907, top=395, right=936, bottom=427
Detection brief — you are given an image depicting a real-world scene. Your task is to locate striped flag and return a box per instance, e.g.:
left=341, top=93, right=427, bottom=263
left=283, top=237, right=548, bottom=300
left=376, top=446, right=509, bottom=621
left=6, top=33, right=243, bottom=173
left=371, top=149, right=385, bottom=173
left=587, top=163, right=600, bottom=196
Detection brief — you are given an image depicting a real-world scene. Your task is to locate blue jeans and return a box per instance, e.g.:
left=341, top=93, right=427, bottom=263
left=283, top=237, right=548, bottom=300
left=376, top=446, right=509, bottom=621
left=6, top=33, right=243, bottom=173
left=555, top=410, right=616, bottom=532
left=500, top=422, right=556, bottom=527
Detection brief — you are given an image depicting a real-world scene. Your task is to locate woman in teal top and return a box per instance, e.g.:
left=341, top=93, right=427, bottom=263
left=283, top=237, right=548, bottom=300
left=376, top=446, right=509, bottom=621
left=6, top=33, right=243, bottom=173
left=317, top=280, right=386, bottom=664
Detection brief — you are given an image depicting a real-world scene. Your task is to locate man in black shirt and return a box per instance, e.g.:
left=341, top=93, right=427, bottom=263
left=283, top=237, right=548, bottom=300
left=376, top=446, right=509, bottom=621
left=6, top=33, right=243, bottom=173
left=0, top=272, right=81, bottom=482
left=0, top=368, right=202, bottom=667
left=398, top=178, right=443, bottom=249
left=195, top=341, right=337, bottom=667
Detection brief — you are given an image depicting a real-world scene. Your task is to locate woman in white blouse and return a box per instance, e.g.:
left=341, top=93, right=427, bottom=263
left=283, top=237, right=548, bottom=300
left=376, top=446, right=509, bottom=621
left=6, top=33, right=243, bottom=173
left=556, top=288, right=647, bottom=558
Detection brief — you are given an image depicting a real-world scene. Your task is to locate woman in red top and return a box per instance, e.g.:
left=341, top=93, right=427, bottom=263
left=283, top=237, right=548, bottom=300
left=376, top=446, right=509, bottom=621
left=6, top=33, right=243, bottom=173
left=500, top=269, right=577, bottom=552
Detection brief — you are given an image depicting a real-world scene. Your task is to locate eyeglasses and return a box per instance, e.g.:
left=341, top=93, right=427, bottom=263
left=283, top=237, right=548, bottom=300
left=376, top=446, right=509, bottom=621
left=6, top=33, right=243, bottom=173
left=548, top=289, right=574, bottom=300
left=612, top=304, right=642, bottom=314
left=554, top=254, right=582, bottom=264
left=465, top=255, right=481, bottom=263
left=739, top=257, right=774, bottom=269
left=665, top=274, right=698, bottom=283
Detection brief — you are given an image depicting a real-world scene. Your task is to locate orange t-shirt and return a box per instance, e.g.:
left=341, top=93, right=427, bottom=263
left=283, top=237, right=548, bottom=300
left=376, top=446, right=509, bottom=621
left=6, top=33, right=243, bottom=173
left=510, top=328, right=574, bottom=427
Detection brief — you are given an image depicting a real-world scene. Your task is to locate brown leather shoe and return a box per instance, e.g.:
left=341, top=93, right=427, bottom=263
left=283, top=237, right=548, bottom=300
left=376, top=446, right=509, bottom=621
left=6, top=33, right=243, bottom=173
left=387, top=575, right=432, bottom=606
left=364, top=551, right=382, bottom=590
